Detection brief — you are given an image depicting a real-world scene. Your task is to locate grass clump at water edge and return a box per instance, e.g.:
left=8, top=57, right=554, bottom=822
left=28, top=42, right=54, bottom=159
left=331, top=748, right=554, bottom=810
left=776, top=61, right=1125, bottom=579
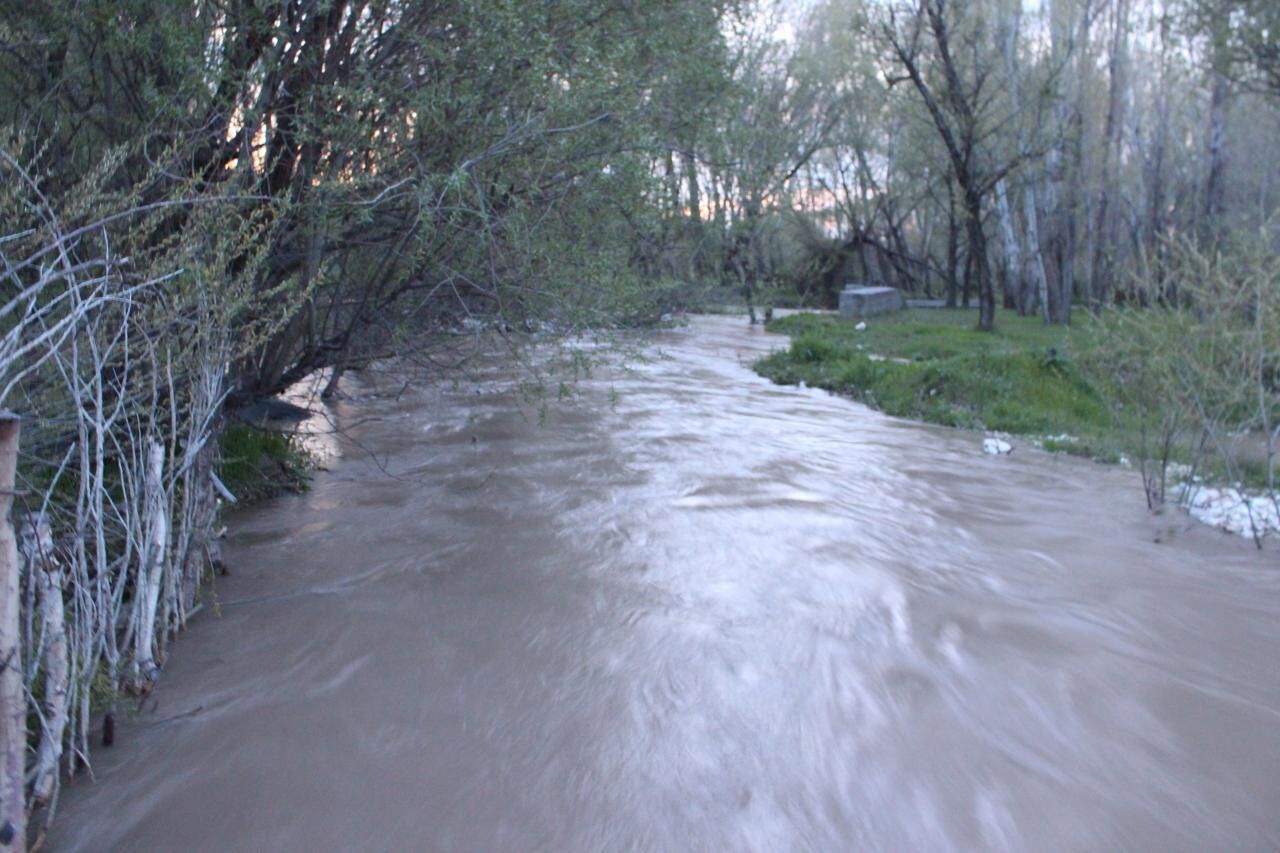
left=218, top=423, right=314, bottom=504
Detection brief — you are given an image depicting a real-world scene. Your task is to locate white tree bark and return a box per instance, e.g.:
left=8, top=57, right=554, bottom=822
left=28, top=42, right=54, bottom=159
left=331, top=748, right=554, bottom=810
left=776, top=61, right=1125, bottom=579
left=22, top=519, right=66, bottom=807
left=994, top=178, right=1026, bottom=307
left=1000, top=0, right=1052, bottom=322
left=174, top=357, right=228, bottom=622
left=1024, top=183, right=1052, bottom=323
left=0, top=413, right=25, bottom=852
left=132, top=440, right=168, bottom=684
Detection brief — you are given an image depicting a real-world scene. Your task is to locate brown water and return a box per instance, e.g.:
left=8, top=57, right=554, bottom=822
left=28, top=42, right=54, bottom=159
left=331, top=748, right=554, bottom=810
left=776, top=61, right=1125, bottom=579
left=51, top=316, right=1280, bottom=852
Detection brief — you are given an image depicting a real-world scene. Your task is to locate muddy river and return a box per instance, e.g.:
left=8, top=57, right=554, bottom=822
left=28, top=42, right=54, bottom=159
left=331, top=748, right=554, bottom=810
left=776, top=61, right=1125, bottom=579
left=50, top=316, right=1279, bottom=851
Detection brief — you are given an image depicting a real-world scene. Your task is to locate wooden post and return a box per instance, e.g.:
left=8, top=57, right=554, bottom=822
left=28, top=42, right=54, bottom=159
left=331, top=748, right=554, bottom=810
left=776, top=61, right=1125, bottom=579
left=0, top=413, right=25, bottom=852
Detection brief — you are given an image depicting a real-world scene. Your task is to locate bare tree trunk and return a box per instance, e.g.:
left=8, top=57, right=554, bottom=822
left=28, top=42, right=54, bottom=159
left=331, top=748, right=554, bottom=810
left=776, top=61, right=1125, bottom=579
left=1145, top=104, right=1168, bottom=251
left=1203, top=68, right=1230, bottom=232
left=966, top=190, right=995, bottom=329
left=710, top=172, right=723, bottom=230
left=1055, top=45, right=1085, bottom=325
left=994, top=179, right=1026, bottom=312
left=663, top=149, right=679, bottom=217
left=132, top=440, right=168, bottom=684
left=0, top=413, right=25, bottom=852
left=962, top=244, right=974, bottom=309
left=178, top=443, right=217, bottom=618
left=1143, top=14, right=1172, bottom=260
left=1088, top=0, right=1130, bottom=310
left=1024, top=183, right=1052, bottom=324
left=680, top=146, right=703, bottom=283
left=886, top=0, right=996, bottom=329
left=919, top=206, right=936, bottom=297
left=946, top=179, right=960, bottom=307
left=999, top=3, right=1052, bottom=323
left=174, top=356, right=226, bottom=621
left=682, top=148, right=701, bottom=225
left=23, top=519, right=66, bottom=808
left=1046, top=0, right=1090, bottom=324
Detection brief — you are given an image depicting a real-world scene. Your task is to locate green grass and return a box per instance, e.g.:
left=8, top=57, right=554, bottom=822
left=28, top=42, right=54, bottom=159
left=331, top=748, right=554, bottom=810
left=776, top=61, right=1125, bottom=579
left=768, top=309, right=1080, bottom=360
left=218, top=424, right=313, bottom=504
left=757, top=309, right=1118, bottom=455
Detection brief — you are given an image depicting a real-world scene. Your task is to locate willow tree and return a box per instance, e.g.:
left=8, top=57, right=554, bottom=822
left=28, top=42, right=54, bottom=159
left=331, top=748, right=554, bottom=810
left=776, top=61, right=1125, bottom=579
left=0, top=1, right=742, bottom=840
left=1, top=0, right=739, bottom=399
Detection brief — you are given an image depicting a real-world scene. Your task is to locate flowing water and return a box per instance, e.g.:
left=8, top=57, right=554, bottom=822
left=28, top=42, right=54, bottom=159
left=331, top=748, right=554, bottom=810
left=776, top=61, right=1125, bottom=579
left=50, top=316, right=1280, bottom=851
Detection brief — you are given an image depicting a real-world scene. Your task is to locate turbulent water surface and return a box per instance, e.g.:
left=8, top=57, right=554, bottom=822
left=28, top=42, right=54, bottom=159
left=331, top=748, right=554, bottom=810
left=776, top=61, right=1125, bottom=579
left=51, top=316, right=1280, bottom=851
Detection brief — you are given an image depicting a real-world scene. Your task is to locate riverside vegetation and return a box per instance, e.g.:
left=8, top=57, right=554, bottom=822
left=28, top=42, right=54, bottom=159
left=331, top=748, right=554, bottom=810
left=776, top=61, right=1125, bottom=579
left=3, top=0, right=1280, bottom=847
left=757, top=235, right=1279, bottom=545
left=758, top=309, right=1110, bottom=442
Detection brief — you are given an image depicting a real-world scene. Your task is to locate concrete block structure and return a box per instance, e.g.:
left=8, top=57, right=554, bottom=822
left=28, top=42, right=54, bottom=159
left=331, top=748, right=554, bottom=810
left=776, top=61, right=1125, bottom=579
left=838, top=285, right=904, bottom=319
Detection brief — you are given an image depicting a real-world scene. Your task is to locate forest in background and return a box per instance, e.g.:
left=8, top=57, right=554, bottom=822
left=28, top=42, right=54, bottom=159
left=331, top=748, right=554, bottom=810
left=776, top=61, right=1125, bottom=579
left=0, top=0, right=1277, bottom=847
left=663, top=0, right=1280, bottom=331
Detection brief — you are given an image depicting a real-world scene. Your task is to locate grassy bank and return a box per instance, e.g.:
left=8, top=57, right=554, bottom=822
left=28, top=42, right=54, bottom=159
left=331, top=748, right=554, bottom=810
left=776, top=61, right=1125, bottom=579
left=756, top=307, right=1278, bottom=541
left=218, top=424, right=314, bottom=504
left=756, top=309, right=1120, bottom=459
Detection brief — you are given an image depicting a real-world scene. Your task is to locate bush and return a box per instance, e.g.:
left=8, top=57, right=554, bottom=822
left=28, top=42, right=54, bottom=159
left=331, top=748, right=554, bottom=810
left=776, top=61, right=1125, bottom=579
left=1082, top=228, right=1280, bottom=526
left=791, top=332, right=841, bottom=363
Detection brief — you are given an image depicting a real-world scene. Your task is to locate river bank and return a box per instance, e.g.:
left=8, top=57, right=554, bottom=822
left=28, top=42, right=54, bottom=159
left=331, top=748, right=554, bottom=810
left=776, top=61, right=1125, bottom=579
left=755, top=310, right=1279, bottom=541
left=48, top=315, right=1277, bottom=851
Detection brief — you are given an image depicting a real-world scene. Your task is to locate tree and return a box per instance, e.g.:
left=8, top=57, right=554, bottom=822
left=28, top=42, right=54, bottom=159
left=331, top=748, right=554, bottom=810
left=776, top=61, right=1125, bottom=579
left=1193, top=0, right=1280, bottom=97
left=0, top=0, right=740, bottom=398
left=881, top=0, right=1014, bottom=330
left=0, top=2, right=744, bottom=838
